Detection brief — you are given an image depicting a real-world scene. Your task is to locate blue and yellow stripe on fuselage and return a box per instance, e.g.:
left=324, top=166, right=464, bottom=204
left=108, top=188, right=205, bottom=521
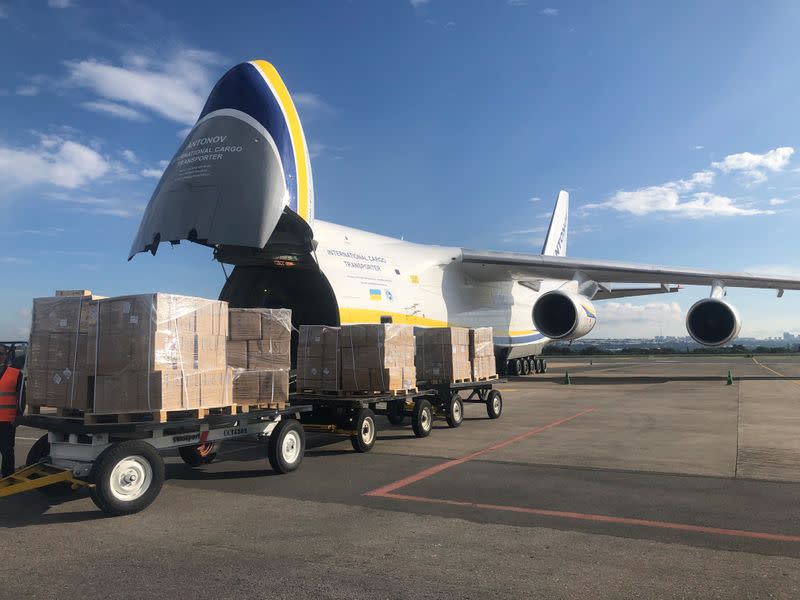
left=197, top=60, right=313, bottom=223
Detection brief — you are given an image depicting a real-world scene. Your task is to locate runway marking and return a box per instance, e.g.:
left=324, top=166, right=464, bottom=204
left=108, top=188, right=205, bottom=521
left=377, top=492, right=800, bottom=543
left=752, top=356, right=800, bottom=387
left=366, top=404, right=800, bottom=544
left=365, top=408, right=595, bottom=497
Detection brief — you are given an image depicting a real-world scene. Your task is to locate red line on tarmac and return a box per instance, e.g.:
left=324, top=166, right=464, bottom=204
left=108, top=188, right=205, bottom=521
left=364, top=407, right=595, bottom=497
left=380, top=492, right=800, bottom=543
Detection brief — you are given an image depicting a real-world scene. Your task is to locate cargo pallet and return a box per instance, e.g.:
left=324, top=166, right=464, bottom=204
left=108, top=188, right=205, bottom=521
left=290, top=389, right=437, bottom=453
left=0, top=405, right=311, bottom=517
left=411, top=378, right=506, bottom=428
left=29, top=402, right=287, bottom=425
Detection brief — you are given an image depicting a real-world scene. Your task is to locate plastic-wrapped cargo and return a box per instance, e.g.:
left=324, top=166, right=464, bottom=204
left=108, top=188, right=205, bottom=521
left=296, top=325, right=340, bottom=392
left=26, top=295, right=99, bottom=410
left=341, top=324, right=416, bottom=392
left=26, top=293, right=232, bottom=414
left=469, top=327, right=497, bottom=380
left=415, top=327, right=472, bottom=383
left=226, top=308, right=291, bottom=406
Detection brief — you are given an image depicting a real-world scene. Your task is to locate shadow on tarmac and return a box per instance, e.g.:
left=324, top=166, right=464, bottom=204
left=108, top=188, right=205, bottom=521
left=508, top=375, right=795, bottom=385
left=0, top=491, right=103, bottom=528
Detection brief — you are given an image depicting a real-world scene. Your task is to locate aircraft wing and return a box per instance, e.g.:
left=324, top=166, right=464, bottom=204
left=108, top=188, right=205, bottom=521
left=459, top=250, right=800, bottom=292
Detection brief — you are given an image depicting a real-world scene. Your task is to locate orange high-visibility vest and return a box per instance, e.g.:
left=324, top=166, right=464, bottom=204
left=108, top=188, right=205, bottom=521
left=0, top=367, right=20, bottom=423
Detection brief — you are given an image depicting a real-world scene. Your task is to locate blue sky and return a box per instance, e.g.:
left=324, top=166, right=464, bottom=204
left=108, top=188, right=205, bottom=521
left=1, top=0, right=800, bottom=340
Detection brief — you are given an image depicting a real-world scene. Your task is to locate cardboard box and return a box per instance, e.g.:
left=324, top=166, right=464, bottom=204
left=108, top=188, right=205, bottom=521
left=27, top=368, right=90, bottom=410
left=201, top=369, right=233, bottom=407
left=247, top=339, right=291, bottom=371
left=259, top=370, right=289, bottom=404
left=226, top=340, right=248, bottom=369
left=32, top=296, right=98, bottom=335
left=232, top=370, right=261, bottom=405
left=229, top=310, right=262, bottom=340
left=296, top=326, right=340, bottom=391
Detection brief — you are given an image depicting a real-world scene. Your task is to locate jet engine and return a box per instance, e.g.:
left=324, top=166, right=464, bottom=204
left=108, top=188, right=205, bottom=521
left=532, top=291, right=597, bottom=340
left=685, top=298, right=741, bottom=346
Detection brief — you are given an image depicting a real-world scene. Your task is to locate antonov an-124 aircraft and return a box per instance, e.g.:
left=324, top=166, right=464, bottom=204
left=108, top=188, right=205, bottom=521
left=129, top=60, right=800, bottom=375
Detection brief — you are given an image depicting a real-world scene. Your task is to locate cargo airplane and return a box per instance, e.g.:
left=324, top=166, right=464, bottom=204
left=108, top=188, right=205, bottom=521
left=130, top=60, right=800, bottom=375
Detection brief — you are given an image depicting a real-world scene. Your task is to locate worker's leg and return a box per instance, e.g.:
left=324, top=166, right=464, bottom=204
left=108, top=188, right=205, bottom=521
left=0, top=423, right=15, bottom=477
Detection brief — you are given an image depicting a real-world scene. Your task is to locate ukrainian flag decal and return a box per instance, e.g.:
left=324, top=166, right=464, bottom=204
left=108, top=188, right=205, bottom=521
left=369, top=289, right=382, bottom=301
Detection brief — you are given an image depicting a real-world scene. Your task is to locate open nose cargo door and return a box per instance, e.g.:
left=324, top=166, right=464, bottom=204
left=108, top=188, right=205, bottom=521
left=129, top=60, right=315, bottom=260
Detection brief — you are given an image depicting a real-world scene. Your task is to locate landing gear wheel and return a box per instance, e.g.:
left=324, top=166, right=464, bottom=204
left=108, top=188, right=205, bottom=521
left=486, top=390, right=503, bottom=419
left=178, top=442, right=220, bottom=467
left=512, top=359, right=522, bottom=376
left=522, top=358, right=531, bottom=375
left=533, top=358, right=541, bottom=374
left=412, top=399, right=433, bottom=438
left=268, top=418, right=305, bottom=473
left=446, top=393, right=464, bottom=428
left=89, top=440, right=165, bottom=516
left=541, top=359, right=548, bottom=373
left=350, top=408, right=377, bottom=453
left=26, top=434, right=76, bottom=499
left=387, top=401, right=406, bottom=426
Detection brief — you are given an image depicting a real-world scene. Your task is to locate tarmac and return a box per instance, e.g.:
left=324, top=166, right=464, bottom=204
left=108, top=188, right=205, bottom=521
left=2, top=355, right=800, bottom=599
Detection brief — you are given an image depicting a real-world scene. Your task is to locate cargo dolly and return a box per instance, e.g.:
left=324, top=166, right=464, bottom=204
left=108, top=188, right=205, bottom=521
left=290, top=389, right=437, bottom=453
left=401, top=378, right=506, bottom=428
left=0, top=405, right=311, bottom=517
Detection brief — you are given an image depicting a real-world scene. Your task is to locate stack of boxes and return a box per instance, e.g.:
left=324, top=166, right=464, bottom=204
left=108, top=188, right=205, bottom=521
left=26, top=294, right=98, bottom=410
left=469, top=327, right=497, bottom=380
left=26, top=293, right=232, bottom=414
left=296, top=325, right=341, bottom=392
left=226, top=308, right=291, bottom=407
left=340, top=324, right=416, bottom=392
left=414, top=327, right=472, bottom=383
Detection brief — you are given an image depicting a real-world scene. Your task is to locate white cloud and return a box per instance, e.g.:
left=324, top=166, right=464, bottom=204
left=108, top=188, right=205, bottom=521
left=0, top=137, right=109, bottom=191
left=308, top=141, right=326, bottom=159
left=507, top=0, right=527, bottom=5
left=529, top=196, right=541, bottom=203
left=15, top=85, right=39, bottom=96
left=48, top=0, right=71, bottom=7
left=47, top=192, right=145, bottom=218
left=0, top=257, right=33, bottom=265
left=540, top=7, right=558, bottom=16
left=410, top=0, right=430, bottom=5
left=81, top=100, right=148, bottom=122
left=694, top=145, right=704, bottom=150
left=769, top=198, right=787, bottom=206
left=675, top=170, right=715, bottom=191
left=711, top=147, right=794, bottom=183
left=292, top=92, right=333, bottom=119
left=140, top=168, right=163, bottom=178
left=591, top=186, right=772, bottom=218
left=121, top=149, right=137, bottom=163
left=0, top=4, right=9, bottom=18
left=68, top=48, right=226, bottom=125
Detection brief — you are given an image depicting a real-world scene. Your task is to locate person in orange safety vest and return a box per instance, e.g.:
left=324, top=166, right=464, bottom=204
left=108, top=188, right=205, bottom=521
left=0, top=344, right=23, bottom=478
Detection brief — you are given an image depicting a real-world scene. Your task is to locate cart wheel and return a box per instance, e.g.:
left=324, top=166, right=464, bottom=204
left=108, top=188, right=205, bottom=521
left=178, top=442, right=220, bottom=467
left=387, top=401, right=405, bottom=426
left=25, top=435, right=76, bottom=499
left=412, top=399, right=433, bottom=438
left=350, top=408, right=377, bottom=453
left=486, top=390, right=503, bottom=419
left=89, top=440, right=165, bottom=517
left=268, top=418, right=305, bottom=474
left=446, top=393, right=464, bottom=428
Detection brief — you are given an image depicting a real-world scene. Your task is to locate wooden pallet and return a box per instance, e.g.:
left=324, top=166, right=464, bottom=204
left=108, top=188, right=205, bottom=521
left=30, top=403, right=285, bottom=425
left=419, top=378, right=472, bottom=385
left=299, top=388, right=417, bottom=398
left=230, top=402, right=286, bottom=413
left=475, top=374, right=500, bottom=381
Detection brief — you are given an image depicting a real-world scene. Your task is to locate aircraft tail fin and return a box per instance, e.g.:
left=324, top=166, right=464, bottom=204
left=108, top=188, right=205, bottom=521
left=541, top=190, right=569, bottom=257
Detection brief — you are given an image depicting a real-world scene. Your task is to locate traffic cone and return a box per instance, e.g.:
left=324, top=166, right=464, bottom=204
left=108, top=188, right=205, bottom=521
left=564, top=371, right=571, bottom=385
left=726, top=370, right=734, bottom=385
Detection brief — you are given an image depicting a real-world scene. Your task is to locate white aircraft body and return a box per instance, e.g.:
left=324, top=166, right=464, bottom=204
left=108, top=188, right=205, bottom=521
left=130, top=60, right=800, bottom=374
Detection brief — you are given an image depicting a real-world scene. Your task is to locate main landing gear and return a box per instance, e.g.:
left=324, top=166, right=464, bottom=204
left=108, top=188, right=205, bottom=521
left=504, top=356, right=547, bottom=376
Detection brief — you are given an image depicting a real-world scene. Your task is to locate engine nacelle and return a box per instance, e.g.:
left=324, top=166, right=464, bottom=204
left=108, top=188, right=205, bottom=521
left=532, top=291, right=597, bottom=340
left=685, top=298, right=741, bottom=347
